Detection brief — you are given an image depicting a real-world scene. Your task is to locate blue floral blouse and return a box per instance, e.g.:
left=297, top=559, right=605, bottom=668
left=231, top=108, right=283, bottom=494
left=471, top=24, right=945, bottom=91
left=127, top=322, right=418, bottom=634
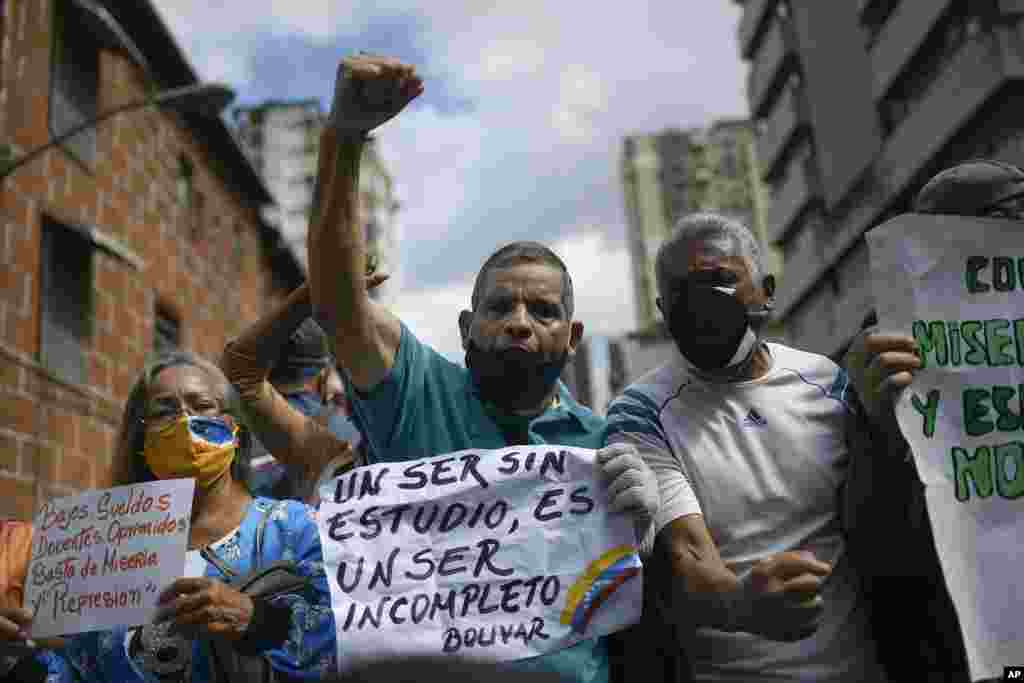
left=45, top=498, right=336, bottom=683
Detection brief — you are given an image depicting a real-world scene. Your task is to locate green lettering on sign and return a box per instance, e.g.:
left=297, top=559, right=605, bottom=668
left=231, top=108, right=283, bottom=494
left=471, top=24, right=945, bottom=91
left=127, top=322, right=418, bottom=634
left=965, top=256, right=991, bottom=293
left=951, top=446, right=994, bottom=502
left=910, top=390, right=940, bottom=438
left=985, top=319, right=1014, bottom=366
left=962, top=321, right=987, bottom=366
left=994, top=441, right=1024, bottom=499
left=992, top=385, right=1023, bottom=433
left=963, top=388, right=994, bottom=437
left=913, top=320, right=948, bottom=369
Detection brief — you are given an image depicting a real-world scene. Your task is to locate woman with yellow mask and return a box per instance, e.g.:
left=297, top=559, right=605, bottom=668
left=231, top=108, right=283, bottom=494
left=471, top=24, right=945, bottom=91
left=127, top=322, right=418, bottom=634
left=12, top=352, right=337, bottom=683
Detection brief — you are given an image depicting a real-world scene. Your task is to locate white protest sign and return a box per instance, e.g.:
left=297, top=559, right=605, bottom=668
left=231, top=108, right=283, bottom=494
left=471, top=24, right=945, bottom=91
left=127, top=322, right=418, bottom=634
left=317, top=446, right=642, bottom=671
left=24, top=479, right=194, bottom=638
left=868, top=214, right=1024, bottom=681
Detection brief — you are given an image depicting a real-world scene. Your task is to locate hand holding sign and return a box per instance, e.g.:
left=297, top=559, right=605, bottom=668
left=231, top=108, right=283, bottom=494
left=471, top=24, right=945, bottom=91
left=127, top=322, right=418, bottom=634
left=0, top=607, right=65, bottom=654
left=155, top=578, right=255, bottom=641
left=846, top=331, right=922, bottom=430
left=595, top=444, right=659, bottom=549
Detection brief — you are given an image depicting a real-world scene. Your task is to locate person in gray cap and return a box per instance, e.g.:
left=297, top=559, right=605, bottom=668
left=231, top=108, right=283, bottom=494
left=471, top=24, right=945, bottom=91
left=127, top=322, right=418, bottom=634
left=842, top=158, right=1024, bottom=682
left=913, top=158, right=1024, bottom=218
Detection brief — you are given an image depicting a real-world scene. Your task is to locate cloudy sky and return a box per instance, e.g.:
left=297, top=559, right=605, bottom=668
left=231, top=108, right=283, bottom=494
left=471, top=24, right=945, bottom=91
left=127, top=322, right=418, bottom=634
left=154, top=1, right=748, bottom=362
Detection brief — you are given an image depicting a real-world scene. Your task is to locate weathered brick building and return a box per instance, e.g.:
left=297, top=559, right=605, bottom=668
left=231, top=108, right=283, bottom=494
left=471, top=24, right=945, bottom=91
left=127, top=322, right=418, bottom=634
left=0, top=0, right=303, bottom=519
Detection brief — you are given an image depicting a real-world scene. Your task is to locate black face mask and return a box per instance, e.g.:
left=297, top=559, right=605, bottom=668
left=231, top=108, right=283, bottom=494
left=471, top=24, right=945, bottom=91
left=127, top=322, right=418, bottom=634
left=666, top=285, right=758, bottom=371
left=465, top=341, right=569, bottom=411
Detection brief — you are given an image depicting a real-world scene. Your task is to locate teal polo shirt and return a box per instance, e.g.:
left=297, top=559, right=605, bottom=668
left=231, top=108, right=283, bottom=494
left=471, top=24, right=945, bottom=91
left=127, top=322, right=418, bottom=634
left=349, top=323, right=609, bottom=683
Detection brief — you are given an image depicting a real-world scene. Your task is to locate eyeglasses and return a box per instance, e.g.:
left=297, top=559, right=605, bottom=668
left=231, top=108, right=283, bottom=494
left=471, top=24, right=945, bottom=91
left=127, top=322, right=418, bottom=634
left=142, top=398, right=222, bottom=429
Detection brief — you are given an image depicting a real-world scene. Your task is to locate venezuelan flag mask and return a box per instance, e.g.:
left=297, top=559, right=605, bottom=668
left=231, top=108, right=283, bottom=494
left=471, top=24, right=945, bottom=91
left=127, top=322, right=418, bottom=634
left=143, top=415, right=237, bottom=489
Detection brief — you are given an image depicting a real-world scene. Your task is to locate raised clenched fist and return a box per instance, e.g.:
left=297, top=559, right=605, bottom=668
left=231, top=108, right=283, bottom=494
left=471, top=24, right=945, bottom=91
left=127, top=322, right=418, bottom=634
left=328, top=54, right=424, bottom=137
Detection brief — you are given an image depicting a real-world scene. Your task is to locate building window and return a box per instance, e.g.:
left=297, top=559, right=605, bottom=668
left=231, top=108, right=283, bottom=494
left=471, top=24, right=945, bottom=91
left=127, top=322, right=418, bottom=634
left=153, top=306, right=180, bottom=355
left=39, top=217, right=93, bottom=385
left=49, top=0, right=100, bottom=166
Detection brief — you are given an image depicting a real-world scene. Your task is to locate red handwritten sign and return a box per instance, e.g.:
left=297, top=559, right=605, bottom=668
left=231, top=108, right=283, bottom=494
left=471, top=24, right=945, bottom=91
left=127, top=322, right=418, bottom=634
left=24, top=479, right=194, bottom=638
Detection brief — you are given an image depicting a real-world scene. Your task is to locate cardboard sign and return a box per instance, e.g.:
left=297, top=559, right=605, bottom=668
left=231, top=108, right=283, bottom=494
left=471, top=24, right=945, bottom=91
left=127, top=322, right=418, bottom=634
left=317, top=446, right=642, bottom=671
left=23, top=479, right=194, bottom=638
left=868, top=214, right=1024, bottom=681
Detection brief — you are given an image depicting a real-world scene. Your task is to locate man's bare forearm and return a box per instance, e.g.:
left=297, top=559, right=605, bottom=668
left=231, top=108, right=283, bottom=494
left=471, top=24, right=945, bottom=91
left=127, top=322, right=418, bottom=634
left=307, top=127, right=400, bottom=390
left=309, top=127, right=368, bottom=337
left=664, top=541, right=741, bottom=631
left=309, top=56, right=420, bottom=390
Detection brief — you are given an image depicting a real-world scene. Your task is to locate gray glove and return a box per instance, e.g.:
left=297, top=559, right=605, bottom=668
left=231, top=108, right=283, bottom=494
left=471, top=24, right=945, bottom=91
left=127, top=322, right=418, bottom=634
left=595, top=443, right=660, bottom=549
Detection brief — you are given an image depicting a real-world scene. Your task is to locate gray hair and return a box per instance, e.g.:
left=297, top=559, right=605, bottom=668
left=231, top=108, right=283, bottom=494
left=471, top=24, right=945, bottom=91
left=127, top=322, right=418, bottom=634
left=656, top=212, right=766, bottom=295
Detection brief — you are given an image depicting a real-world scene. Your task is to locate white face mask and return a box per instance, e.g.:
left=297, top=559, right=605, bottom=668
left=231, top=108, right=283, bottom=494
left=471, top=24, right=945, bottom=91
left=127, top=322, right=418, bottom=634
left=723, top=326, right=759, bottom=368
left=706, top=285, right=760, bottom=370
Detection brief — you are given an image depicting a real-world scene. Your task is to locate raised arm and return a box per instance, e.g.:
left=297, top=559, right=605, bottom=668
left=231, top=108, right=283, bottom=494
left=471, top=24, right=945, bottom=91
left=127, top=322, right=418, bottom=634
left=308, top=55, right=422, bottom=391
left=220, top=280, right=381, bottom=480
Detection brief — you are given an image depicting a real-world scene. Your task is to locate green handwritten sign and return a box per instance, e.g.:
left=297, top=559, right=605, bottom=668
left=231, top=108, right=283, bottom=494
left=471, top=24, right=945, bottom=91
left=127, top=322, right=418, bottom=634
left=868, top=214, right=1024, bottom=680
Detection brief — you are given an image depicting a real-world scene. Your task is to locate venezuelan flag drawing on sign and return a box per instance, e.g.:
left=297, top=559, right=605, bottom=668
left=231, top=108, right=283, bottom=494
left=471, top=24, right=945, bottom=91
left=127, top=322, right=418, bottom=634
left=560, top=545, right=642, bottom=635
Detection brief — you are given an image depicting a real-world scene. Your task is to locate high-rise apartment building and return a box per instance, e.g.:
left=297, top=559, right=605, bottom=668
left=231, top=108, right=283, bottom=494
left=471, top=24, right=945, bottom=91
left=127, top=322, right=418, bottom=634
left=234, top=101, right=321, bottom=269
left=733, top=0, right=1024, bottom=357
left=621, top=120, right=770, bottom=332
left=235, top=102, right=401, bottom=301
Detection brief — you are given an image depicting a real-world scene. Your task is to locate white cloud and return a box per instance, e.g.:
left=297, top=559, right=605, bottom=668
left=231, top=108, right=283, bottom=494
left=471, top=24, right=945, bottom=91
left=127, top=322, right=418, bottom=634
left=550, top=64, right=606, bottom=144
left=550, top=227, right=636, bottom=338
left=373, top=104, right=485, bottom=234
left=266, top=0, right=338, bottom=42
left=469, top=38, right=547, bottom=83
left=193, top=48, right=253, bottom=86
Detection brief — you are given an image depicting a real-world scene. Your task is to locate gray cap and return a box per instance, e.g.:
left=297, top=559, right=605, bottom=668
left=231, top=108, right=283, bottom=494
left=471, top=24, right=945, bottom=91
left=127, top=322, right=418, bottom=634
left=913, top=159, right=1024, bottom=216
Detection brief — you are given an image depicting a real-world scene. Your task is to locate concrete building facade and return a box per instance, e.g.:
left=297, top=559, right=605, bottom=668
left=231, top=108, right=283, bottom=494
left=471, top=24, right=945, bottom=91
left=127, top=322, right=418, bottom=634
left=0, top=0, right=303, bottom=519
left=734, top=0, right=1024, bottom=357
left=621, top=120, right=770, bottom=332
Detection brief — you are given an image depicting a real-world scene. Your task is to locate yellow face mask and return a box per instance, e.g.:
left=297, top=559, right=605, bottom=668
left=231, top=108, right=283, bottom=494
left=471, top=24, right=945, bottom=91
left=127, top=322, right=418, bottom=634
left=142, top=415, right=237, bottom=489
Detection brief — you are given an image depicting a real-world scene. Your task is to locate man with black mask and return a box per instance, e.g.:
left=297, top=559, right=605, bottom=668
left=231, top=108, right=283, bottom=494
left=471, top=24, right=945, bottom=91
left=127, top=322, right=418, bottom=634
left=605, top=213, right=888, bottom=682
left=305, top=53, right=660, bottom=683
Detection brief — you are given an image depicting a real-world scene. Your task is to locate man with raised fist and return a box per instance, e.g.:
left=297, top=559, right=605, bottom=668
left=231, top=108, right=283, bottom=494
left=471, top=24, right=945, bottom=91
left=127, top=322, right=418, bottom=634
left=305, top=54, right=661, bottom=683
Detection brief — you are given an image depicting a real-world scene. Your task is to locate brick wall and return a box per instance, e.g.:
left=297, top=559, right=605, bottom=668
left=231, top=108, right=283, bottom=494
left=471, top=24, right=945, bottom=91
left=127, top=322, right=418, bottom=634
left=0, top=0, right=293, bottom=519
